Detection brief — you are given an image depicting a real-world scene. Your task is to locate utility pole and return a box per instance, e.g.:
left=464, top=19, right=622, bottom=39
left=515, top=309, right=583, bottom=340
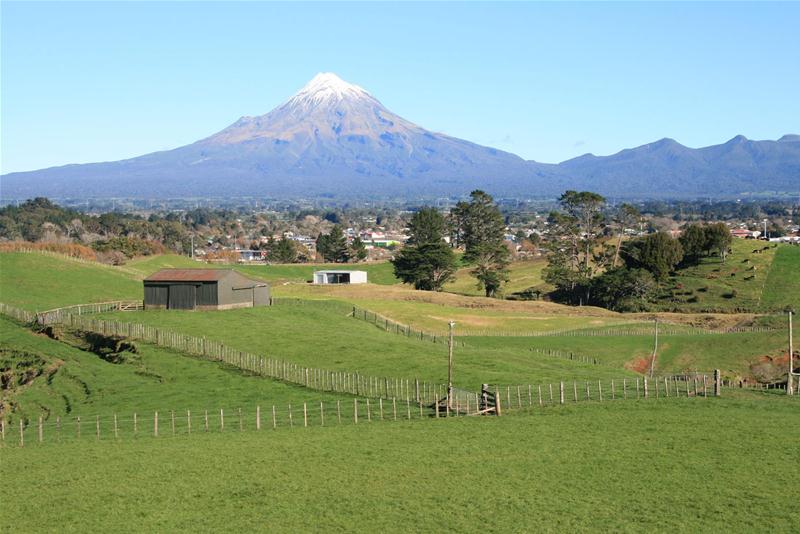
left=789, top=310, right=794, bottom=396
left=190, top=234, right=194, bottom=259
left=447, top=321, right=455, bottom=408
left=649, top=318, right=658, bottom=378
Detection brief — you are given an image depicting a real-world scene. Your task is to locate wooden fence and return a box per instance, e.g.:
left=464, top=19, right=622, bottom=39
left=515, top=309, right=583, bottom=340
left=0, top=302, right=449, bottom=406
left=349, top=304, right=465, bottom=346
left=7, top=371, right=761, bottom=448
left=35, top=300, right=143, bottom=325
left=529, top=347, right=603, bottom=366
left=495, top=373, right=721, bottom=409
left=2, top=396, right=451, bottom=448
left=455, top=324, right=777, bottom=338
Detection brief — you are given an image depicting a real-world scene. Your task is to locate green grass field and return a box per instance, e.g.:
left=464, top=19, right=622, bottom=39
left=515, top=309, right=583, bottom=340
left=652, top=239, right=789, bottom=312
left=3, top=392, right=798, bottom=532
left=0, top=252, right=141, bottom=310
left=98, top=303, right=637, bottom=389
left=0, top=315, right=351, bottom=426
left=2, top=248, right=799, bottom=532
left=444, top=258, right=548, bottom=297
left=467, top=330, right=788, bottom=376
left=761, top=244, right=800, bottom=311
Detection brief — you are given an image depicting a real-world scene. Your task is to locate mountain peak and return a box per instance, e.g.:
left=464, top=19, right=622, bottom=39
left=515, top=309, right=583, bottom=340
left=286, top=72, right=372, bottom=108
left=726, top=134, right=749, bottom=144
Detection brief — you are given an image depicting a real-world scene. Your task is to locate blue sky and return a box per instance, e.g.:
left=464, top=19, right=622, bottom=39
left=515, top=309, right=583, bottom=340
left=2, top=1, right=798, bottom=174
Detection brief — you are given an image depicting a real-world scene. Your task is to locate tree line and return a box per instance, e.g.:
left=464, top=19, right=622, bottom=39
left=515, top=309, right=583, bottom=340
left=544, top=191, right=733, bottom=311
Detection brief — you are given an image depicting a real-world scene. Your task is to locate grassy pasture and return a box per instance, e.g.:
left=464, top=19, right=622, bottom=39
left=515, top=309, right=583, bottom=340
left=0, top=315, right=351, bottom=426
left=273, top=281, right=627, bottom=332
left=98, top=303, right=637, bottom=389
left=761, top=244, right=800, bottom=311
left=3, top=393, right=798, bottom=532
left=444, top=258, right=548, bottom=297
left=653, top=239, right=778, bottom=312
left=466, top=329, right=788, bottom=376
left=0, top=252, right=141, bottom=310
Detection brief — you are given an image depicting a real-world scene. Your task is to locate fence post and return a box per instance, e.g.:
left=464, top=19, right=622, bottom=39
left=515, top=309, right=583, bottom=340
left=354, top=399, right=359, bottom=424
left=559, top=382, right=565, bottom=405
left=154, top=412, right=158, bottom=437
left=19, top=420, right=24, bottom=447
left=256, top=406, right=261, bottom=430
left=643, top=377, right=649, bottom=399
left=495, top=387, right=502, bottom=416
left=714, top=369, right=721, bottom=397
left=38, top=416, right=43, bottom=443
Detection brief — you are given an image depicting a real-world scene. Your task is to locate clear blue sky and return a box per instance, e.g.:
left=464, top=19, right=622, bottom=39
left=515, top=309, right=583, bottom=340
left=2, top=1, right=798, bottom=174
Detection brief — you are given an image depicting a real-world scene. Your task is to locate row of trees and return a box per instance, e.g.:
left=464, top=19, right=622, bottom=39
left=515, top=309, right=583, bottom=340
left=392, top=190, right=510, bottom=297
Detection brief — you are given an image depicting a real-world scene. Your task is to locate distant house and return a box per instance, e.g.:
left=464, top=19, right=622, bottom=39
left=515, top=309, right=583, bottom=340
left=237, top=249, right=266, bottom=262
left=144, top=269, right=270, bottom=310
left=731, top=229, right=760, bottom=239
left=313, top=270, right=368, bottom=285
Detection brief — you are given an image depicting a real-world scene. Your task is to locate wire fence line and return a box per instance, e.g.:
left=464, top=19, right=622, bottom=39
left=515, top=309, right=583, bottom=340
left=1, top=302, right=451, bottom=407
left=496, top=374, right=714, bottom=409
left=455, top=324, right=778, bottom=338
left=1, top=397, right=447, bottom=448
left=529, top=347, right=604, bottom=366
left=348, top=304, right=466, bottom=346
left=4, top=372, right=748, bottom=449
left=35, top=301, right=144, bottom=325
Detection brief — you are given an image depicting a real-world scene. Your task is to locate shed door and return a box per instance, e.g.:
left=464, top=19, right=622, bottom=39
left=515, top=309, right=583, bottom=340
left=168, top=284, right=196, bottom=310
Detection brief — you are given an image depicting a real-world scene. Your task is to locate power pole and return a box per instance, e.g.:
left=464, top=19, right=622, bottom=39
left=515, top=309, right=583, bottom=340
left=191, top=234, right=194, bottom=259
left=447, top=321, right=455, bottom=408
left=789, top=310, right=794, bottom=396
left=649, top=318, right=658, bottom=378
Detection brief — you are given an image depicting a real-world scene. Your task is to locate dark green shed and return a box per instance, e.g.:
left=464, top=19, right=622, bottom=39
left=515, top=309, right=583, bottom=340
left=143, top=269, right=270, bottom=310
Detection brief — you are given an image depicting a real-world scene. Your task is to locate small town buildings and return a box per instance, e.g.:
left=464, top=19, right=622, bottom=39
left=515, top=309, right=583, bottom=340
left=143, top=269, right=270, bottom=310
left=313, top=270, right=368, bottom=285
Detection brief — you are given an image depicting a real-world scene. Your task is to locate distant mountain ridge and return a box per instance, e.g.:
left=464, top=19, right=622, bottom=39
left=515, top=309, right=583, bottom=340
left=560, top=134, right=800, bottom=195
left=2, top=72, right=798, bottom=199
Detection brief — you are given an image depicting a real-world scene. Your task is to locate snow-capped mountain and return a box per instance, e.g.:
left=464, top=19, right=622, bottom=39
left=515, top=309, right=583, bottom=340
left=1, top=73, right=551, bottom=199
left=1, top=73, right=798, bottom=199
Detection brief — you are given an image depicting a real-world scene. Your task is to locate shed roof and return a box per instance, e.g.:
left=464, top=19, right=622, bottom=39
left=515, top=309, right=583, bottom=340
left=144, top=269, right=233, bottom=282
left=313, top=270, right=367, bottom=274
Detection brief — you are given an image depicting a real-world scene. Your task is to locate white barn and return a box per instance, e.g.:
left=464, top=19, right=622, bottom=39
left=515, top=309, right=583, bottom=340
left=313, top=270, right=368, bottom=285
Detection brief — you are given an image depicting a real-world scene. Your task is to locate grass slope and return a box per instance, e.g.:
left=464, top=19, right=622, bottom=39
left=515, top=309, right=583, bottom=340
left=467, top=330, right=787, bottom=376
left=445, top=259, right=548, bottom=297
left=3, top=393, right=798, bottom=532
left=653, top=239, right=778, bottom=312
left=0, top=316, right=350, bottom=425
left=0, top=252, right=141, bottom=310
left=98, top=303, right=637, bottom=388
left=761, top=244, right=800, bottom=310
